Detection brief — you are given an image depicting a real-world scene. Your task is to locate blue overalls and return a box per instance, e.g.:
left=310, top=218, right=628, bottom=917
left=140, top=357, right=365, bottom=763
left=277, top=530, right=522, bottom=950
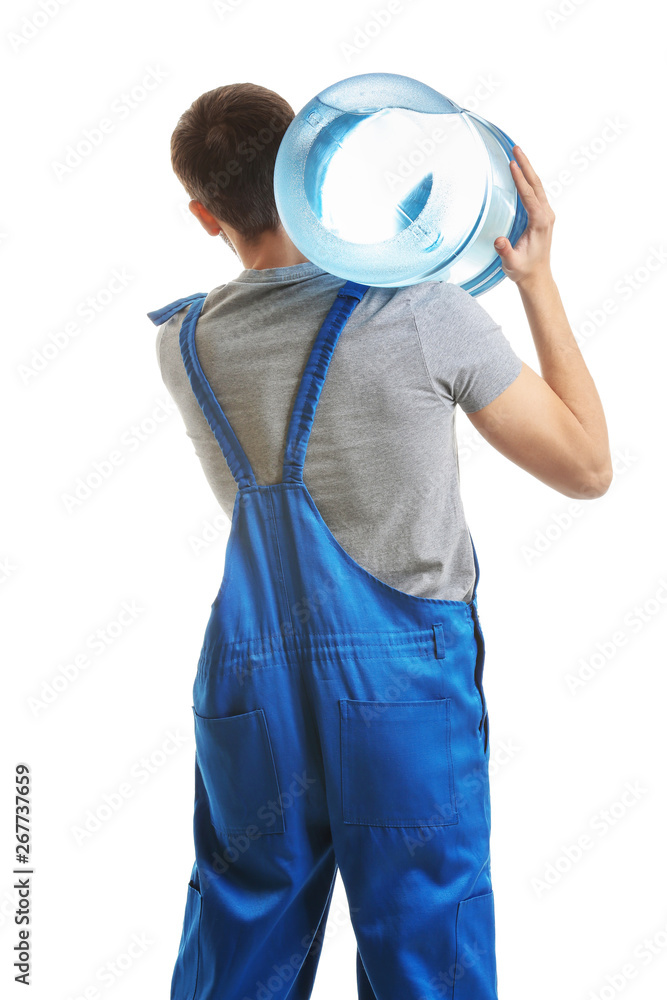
left=147, top=280, right=497, bottom=1000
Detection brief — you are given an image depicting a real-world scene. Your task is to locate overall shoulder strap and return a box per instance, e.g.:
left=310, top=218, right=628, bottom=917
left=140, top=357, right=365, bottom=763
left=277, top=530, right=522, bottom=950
left=176, top=294, right=259, bottom=491
left=148, top=281, right=368, bottom=492
left=148, top=292, right=258, bottom=490
left=282, top=280, right=368, bottom=484
left=146, top=293, right=208, bottom=326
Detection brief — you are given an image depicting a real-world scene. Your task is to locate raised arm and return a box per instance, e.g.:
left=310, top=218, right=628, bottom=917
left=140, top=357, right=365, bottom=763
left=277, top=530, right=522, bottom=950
left=466, top=146, right=613, bottom=500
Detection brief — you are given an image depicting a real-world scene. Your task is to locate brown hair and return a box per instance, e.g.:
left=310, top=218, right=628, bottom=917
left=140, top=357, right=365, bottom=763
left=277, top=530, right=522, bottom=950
left=170, top=83, right=295, bottom=243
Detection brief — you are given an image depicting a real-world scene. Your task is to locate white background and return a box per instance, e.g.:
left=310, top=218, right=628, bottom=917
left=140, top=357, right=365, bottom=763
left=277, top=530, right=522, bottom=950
left=2, top=0, right=666, bottom=998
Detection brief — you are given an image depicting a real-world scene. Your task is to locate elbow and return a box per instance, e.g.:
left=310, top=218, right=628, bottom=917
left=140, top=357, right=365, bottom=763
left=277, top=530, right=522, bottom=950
left=572, top=460, right=614, bottom=500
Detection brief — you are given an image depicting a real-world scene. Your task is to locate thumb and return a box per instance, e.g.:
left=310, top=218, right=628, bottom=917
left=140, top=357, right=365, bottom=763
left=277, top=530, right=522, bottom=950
left=494, top=237, right=509, bottom=254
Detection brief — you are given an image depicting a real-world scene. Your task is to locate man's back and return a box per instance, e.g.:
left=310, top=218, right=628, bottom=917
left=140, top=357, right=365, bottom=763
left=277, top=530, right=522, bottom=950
left=155, top=261, right=522, bottom=602
left=157, top=88, right=612, bottom=1000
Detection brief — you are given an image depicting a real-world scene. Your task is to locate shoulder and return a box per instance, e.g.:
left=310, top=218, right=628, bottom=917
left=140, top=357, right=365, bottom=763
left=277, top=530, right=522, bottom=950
left=152, top=285, right=225, bottom=366
left=404, top=281, right=509, bottom=365
left=405, top=279, right=498, bottom=330
left=154, top=305, right=190, bottom=370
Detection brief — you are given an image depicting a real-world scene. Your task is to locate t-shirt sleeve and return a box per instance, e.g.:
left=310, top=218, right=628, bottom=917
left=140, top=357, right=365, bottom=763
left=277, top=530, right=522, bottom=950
left=410, top=280, right=523, bottom=413
left=154, top=307, right=190, bottom=384
left=155, top=322, right=165, bottom=378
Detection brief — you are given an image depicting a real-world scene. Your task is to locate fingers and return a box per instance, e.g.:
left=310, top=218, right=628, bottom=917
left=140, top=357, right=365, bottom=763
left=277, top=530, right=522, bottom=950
left=511, top=146, right=556, bottom=220
left=513, top=146, right=544, bottom=194
left=508, top=156, right=540, bottom=208
left=494, top=236, right=519, bottom=271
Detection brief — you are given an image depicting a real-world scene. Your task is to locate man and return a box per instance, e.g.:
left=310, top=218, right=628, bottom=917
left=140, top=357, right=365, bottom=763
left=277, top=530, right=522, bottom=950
left=149, top=82, right=611, bottom=1000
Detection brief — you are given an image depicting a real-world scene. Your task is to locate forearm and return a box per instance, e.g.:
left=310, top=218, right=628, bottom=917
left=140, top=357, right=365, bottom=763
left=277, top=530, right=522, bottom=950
left=517, top=268, right=612, bottom=485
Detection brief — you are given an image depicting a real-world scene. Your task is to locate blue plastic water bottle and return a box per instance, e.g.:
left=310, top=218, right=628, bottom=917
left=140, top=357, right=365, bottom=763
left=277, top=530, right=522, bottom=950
left=274, top=72, right=528, bottom=296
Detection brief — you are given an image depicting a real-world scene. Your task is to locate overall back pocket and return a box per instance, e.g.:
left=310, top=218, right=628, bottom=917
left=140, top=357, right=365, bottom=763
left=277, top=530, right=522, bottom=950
left=192, top=706, right=285, bottom=836
left=340, top=697, right=457, bottom=827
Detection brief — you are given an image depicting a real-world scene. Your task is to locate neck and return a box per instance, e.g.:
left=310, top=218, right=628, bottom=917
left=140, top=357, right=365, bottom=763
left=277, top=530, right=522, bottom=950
left=234, top=228, right=311, bottom=270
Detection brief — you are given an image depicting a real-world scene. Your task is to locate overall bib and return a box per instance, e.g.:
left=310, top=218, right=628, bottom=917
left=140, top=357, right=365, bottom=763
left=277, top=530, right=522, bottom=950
left=147, top=280, right=496, bottom=1000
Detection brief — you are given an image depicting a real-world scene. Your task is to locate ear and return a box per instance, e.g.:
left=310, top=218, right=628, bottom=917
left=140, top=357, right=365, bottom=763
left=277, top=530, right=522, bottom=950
left=189, top=200, right=220, bottom=236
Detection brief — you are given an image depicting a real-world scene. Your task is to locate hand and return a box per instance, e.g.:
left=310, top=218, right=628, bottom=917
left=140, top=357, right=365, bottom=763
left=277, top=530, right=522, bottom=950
left=494, top=145, right=556, bottom=288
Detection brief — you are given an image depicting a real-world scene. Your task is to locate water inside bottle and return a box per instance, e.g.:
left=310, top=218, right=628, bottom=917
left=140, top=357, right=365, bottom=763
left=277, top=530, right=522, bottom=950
left=303, top=107, right=488, bottom=249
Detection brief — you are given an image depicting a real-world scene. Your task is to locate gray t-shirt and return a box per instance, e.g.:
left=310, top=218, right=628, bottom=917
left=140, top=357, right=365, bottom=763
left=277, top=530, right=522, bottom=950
left=155, top=261, right=522, bottom=603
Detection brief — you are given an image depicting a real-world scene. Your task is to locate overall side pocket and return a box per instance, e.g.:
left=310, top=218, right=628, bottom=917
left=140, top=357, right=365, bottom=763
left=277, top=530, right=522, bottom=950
left=470, top=602, right=488, bottom=750
left=170, top=874, right=202, bottom=1000
left=452, top=889, right=497, bottom=999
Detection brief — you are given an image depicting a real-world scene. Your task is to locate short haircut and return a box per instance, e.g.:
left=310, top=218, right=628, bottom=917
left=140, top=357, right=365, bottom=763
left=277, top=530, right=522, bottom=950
left=170, top=82, right=295, bottom=243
